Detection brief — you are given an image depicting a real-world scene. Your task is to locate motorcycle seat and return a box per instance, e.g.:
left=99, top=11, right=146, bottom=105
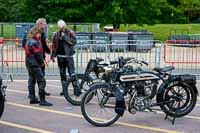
left=153, top=66, right=175, bottom=73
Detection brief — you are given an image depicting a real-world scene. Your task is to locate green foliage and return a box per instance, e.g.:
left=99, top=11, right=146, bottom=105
left=0, top=0, right=25, bottom=22
left=0, top=0, right=200, bottom=27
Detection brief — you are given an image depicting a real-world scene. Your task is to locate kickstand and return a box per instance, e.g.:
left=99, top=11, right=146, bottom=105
left=147, top=107, right=157, bottom=114
left=165, top=114, right=176, bottom=125
left=164, top=100, right=177, bottom=125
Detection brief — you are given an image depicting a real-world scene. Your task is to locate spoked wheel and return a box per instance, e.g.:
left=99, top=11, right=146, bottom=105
left=158, top=82, right=197, bottom=117
left=63, top=74, right=91, bottom=106
left=81, top=83, right=120, bottom=127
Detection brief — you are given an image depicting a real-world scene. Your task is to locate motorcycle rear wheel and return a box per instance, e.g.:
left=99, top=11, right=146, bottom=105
left=157, top=82, right=197, bottom=118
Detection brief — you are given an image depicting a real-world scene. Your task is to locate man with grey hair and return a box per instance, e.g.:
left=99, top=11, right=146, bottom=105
left=22, top=18, right=51, bottom=99
left=51, top=19, right=80, bottom=96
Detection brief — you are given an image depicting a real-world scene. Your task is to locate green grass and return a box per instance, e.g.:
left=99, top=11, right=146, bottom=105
left=0, top=24, right=16, bottom=38
left=119, top=24, right=200, bottom=41
left=1, top=23, right=200, bottom=41
left=48, top=24, right=93, bottom=39
left=0, top=23, right=93, bottom=40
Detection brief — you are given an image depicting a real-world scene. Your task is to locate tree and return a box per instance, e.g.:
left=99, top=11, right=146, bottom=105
left=93, top=0, right=170, bottom=28
left=0, top=0, right=25, bottom=22
left=177, top=0, right=200, bottom=23
left=1, top=0, right=199, bottom=25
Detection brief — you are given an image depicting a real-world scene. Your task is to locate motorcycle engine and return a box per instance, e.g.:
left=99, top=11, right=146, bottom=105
left=135, top=81, right=146, bottom=96
left=127, top=80, right=157, bottom=98
left=127, top=80, right=158, bottom=113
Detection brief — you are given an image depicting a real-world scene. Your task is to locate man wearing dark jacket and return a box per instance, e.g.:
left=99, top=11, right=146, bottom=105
left=51, top=19, right=80, bottom=96
left=22, top=18, right=51, bottom=97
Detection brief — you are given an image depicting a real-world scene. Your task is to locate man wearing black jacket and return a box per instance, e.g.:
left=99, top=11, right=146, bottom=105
left=22, top=18, right=51, bottom=97
left=51, top=19, right=81, bottom=96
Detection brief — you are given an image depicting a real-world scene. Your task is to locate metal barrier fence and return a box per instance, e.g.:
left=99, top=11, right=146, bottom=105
left=0, top=40, right=200, bottom=78
left=0, top=39, right=59, bottom=76
left=164, top=42, right=200, bottom=76
left=75, top=40, right=163, bottom=73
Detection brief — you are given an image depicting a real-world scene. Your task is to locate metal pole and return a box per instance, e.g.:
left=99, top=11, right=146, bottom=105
left=1, top=24, right=3, bottom=37
left=76, top=49, right=79, bottom=73
left=1, top=44, right=4, bottom=73
left=73, top=25, right=77, bottom=31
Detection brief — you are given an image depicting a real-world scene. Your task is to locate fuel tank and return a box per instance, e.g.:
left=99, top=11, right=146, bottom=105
left=120, top=72, right=159, bottom=82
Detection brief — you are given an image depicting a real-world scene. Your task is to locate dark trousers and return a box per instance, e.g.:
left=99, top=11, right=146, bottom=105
left=41, top=65, right=45, bottom=76
left=27, top=66, right=46, bottom=99
left=57, top=57, right=75, bottom=81
left=57, top=57, right=78, bottom=93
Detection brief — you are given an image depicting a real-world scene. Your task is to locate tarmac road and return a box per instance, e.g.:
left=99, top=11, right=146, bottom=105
left=0, top=80, right=200, bottom=133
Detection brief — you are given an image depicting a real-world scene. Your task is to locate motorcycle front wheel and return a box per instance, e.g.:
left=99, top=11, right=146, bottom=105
left=63, top=74, right=91, bottom=106
left=81, top=83, right=120, bottom=127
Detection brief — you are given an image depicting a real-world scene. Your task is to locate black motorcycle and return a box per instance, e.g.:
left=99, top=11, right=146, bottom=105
left=81, top=56, right=198, bottom=126
left=0, top=76, right=7, bottom=118
left=63, top=57, right=108, bottom=105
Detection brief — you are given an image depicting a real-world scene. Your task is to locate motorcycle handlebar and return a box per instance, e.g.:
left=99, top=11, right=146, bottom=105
left=96, top=57, right=104, bottom=63
left=110, top=57, right=148, bottom=66
left=124, top=57, right=132, bottom=62
left=141, top=60, right=149, bottom=66
left=110, top=60, right=118, bottom=65
left=126, top=57, right=149, bottom=66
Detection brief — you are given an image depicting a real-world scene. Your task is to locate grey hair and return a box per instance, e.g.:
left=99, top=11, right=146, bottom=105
left=57, top=19, right=66, bottom=29
left=36, top=18, right=46, bottom=25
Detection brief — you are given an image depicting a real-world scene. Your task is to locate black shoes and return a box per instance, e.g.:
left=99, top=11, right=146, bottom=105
left=30, top=97, right=40, bottom=104
left=60, top=91, right=64, bottom=96
left=39, top=100, right=53, bottom=106
left=30, top=97, right=53, bottom=106
left=29, top=93, right=53, bottom=106
left=45, top=91, right=51, bottom=96
left=28, top=91, right=50, bottom=99
left=39, top=94, right=53, bottom=106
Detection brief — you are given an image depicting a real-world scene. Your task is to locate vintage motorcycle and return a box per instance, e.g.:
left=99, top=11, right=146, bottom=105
left=81, top=56, right=198, bottom=126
